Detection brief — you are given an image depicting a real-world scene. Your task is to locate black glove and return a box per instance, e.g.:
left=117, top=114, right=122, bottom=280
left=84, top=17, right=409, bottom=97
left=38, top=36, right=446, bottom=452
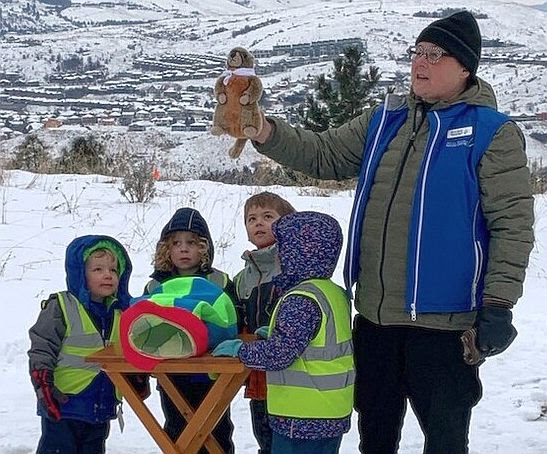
left=31, top=369, right=68, bottom=421
left=475, top=305, right=517, bottom=357
left=127, top=374, right=151, bottom=400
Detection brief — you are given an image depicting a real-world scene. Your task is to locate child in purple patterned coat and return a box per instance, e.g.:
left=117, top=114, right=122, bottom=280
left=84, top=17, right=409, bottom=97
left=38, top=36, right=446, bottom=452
left=213, top=211, right=354, bottom=454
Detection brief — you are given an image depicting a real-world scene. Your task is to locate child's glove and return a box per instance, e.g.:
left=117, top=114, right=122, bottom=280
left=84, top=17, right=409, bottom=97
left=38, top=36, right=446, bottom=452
left=254, top=326, right=269, bottom=339
left=31, top=369, right=68, bottom=421
left=127, top=374, right=151, bottom=400
left=212, top=339, right=243, bottom=357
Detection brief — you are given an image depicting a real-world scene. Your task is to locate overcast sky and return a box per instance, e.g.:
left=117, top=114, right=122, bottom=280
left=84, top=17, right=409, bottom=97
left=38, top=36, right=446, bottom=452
left=503, top=0, right=545, bottom=4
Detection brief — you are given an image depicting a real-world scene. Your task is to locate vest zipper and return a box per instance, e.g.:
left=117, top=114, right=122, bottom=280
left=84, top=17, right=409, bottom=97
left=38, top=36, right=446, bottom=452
left=471, top=202, right=483, bottom=310
left=409, top=111, right=441, bottom=320
left=410, top=302, right=417, bottom=321
left=249, top=254, right=264, bottom=330
left=377, top=104, right=423, bottom=324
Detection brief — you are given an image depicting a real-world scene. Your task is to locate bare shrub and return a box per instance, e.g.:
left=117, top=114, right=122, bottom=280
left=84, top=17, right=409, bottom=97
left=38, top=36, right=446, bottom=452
left=198, top=161, right=356, bottom=190
left=530, top=157, right=547, bottom=194
left=120, top=159, right=157, bottom=203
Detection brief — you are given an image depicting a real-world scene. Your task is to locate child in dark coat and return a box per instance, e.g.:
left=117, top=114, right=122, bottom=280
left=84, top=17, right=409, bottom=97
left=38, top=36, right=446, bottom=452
left=233, top=191, right=295, bottom=453
left=146, top=207, right=235, bottom=453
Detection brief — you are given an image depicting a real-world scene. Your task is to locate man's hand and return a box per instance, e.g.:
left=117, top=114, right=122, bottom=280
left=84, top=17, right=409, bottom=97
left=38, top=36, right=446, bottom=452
left=253, top=112, right=273, bottom=144
left=31, top=369, right=68, bottom=421
left=127, top=374, right=151, bottom=400
left=475, top=305, right=517, bottom=355
left=211, top=339, right=243, bottom=357
left=461, top=305, right=517, bottom=365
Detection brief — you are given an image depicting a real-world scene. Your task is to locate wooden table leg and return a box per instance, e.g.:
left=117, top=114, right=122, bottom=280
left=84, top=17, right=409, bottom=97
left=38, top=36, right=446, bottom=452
left=176, top=370, right=250, bottom=454
left=156, top=373, right=224, bottom=454
left=107, top=372, right=179, bottom=454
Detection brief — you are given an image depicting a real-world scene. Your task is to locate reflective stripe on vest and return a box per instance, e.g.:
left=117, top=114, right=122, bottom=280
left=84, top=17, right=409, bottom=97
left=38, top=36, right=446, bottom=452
left=54, top=292, right=121, bottom=398
left=266, top=279, right=354, bottom=419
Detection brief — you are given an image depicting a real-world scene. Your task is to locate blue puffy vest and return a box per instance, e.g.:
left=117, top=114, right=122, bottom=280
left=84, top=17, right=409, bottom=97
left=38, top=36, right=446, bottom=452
left=343, top=97, right=509, bottom=317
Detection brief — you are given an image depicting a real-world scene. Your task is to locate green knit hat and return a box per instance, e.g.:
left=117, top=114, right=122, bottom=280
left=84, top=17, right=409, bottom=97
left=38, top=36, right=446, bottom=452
left=83, top=239, right=127, bottom=275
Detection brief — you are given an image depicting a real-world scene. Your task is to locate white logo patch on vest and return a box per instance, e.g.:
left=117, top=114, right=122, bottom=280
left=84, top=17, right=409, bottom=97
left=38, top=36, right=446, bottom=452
left=447, top=126, right=473, bottom=139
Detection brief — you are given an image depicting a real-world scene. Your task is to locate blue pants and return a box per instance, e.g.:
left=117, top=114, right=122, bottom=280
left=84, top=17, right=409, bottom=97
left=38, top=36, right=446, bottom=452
left=37, top=417, right=110, bottom=454
left=250, top=399, right=273, bottom=454
left=271, top=432, right=342, bottom=454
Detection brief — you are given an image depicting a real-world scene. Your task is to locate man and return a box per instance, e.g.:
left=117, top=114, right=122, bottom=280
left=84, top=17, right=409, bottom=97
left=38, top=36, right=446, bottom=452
left=250, top=11, right=534, bottom=454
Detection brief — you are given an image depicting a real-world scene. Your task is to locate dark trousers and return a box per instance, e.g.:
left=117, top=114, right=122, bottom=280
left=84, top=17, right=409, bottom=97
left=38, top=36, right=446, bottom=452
left=353, top=315, right=482, bottom=454
left=271, top=432, right=342, bottom=454
left=250, top=399, right=273, bottom=454
left=37, top=417, right=110, bottom=454
left=159, top=374, right=235, bottom=454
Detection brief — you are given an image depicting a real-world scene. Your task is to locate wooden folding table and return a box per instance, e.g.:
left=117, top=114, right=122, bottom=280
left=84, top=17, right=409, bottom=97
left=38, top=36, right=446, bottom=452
left=87, top=344, right=251, bottom=454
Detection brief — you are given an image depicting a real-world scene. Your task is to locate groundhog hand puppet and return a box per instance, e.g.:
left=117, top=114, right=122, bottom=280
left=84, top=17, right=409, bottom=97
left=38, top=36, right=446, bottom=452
left=211, top=47, right=263, bottom=159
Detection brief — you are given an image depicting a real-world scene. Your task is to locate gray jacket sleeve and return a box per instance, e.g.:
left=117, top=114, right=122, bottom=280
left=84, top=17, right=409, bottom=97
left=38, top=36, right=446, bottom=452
left=253, top=108, right=375, bottom=180
left=28, top=294, right=66, bottom=372
left=479, top=122, right=535, bottom=306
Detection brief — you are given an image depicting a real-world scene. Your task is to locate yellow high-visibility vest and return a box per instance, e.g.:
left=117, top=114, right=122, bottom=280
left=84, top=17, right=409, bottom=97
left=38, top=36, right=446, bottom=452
left=266, top=279, right=354, bottom=419
left=54, top=292, right=122, bottom=400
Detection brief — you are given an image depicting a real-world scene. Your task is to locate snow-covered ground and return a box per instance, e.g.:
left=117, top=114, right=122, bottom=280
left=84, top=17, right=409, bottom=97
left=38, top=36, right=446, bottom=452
left=0, top=170, right=546, bottom=453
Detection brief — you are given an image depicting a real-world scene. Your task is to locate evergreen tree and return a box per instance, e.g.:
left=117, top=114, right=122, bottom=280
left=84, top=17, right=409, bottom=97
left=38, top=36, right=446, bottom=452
left=58, top=135, right=110, bottom=174
left=11, top=134, right=51, bottom=172
left=297, top=46, right=381, bottom=131
left=296, top=93, right=330, bottom=132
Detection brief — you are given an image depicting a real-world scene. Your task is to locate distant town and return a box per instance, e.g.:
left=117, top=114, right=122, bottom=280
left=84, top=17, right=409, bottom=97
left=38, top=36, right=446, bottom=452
left=1, top=36, right=546, bottom=141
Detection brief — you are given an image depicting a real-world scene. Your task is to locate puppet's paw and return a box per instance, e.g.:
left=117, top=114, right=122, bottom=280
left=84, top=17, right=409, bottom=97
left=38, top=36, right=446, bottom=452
left=210, top=125, right=225, bottom=136
left=243, top=126, right=258, bottom=138
left=217, top=93, right=227, bottom=104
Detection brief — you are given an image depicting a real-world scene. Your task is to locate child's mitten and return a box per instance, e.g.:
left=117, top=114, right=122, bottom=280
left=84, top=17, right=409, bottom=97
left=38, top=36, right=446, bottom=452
left=31, top=369, right=68, bottom=421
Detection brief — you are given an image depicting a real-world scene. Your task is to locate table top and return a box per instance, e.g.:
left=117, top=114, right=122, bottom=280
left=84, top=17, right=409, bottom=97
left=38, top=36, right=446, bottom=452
left=88, top=342, right=250, bottom=374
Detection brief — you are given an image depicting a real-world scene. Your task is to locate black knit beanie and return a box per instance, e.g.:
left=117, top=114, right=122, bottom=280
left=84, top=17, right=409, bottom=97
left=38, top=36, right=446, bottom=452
left=416, top=11, right=481, bottom=75
left=159, top=207, right=214, bottom=266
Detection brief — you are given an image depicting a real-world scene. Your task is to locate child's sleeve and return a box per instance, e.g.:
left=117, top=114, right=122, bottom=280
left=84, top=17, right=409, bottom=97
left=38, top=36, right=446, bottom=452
left=28, top=294, right=66, bottom=372
left=143, top=279, right=159, bottom=295
left=230, top=272, right=246, bottom=333
left=238, top=295, right=321, bottom=370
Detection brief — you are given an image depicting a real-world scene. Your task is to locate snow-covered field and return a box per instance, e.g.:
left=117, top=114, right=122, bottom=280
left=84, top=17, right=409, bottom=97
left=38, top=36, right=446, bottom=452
left=0, top=170, right=546, bottom=453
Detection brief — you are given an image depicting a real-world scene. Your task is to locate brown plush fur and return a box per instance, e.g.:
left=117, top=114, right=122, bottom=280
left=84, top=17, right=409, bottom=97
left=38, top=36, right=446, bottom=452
left=211, top=47, right=263, bottom=159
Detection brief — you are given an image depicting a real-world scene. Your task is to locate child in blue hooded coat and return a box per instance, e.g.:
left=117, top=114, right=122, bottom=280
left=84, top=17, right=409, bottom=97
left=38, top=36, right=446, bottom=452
left=28, top=235, right=144, bottom=453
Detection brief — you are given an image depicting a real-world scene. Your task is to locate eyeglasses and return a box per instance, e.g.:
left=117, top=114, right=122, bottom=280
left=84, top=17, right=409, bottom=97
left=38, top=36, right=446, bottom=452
left=407, top=45, right=450, bottom=65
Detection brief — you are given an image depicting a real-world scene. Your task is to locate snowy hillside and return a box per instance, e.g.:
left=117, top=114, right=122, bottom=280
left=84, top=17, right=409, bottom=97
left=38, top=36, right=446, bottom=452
left=1, top=0, right=546, bottom=176
left=0, top=170, right=546, bottom=453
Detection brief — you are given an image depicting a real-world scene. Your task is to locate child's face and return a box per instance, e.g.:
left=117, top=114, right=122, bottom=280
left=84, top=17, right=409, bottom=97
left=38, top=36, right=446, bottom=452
left=85, top=253, right=119, bottom=302
left=169, top=231, right=202, bottom=274
left=245, top=205, right=281, bottom=249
